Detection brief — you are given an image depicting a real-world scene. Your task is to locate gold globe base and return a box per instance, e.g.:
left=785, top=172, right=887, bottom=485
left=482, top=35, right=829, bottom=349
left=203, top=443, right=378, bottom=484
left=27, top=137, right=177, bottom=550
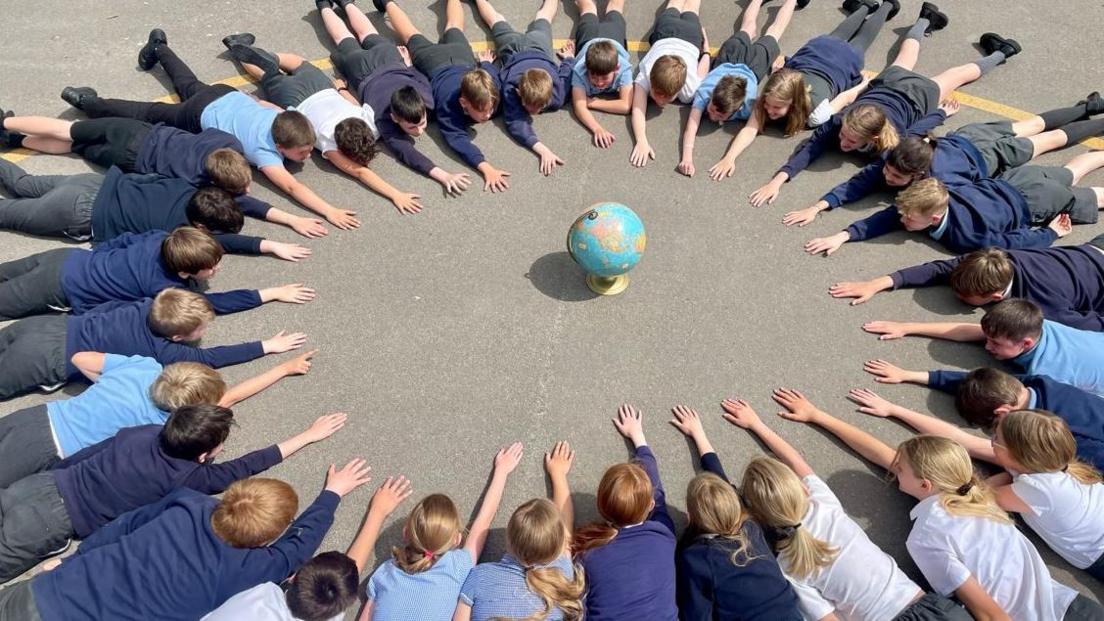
left=586, top=274, right=630, bottom=296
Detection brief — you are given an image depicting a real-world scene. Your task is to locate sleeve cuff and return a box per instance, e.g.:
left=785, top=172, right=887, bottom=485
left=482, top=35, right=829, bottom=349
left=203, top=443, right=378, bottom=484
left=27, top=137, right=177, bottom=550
left=889, top=272, right=905, bottom=289
left=823, top=194, right=842, bottom=209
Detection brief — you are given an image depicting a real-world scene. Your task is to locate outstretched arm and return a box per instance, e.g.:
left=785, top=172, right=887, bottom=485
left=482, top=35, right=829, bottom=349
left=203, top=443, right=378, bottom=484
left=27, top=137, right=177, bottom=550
left=708, top=111, right=763, bottom=181
left=771, top=388, right=896, bottom=470
left=862, top=320, right=986, bottom=342
left=323, top=149, right=424, bottom=215
left=260, top=164, right=361, bottom=230
left=720, top=398, right=814, bottom=478
left=544, top=441, right=575, bottom=533
left=587, top=84, right=633, bottom=115
left=572, top=86, right=616, bottom=148
left=464, top=442, right=523, bottom=562
left=629, top=84, right=654, bottom=167
left=678, top=107, right=704, bottom=177
left=848, top=388, right=995, bottom=462
left=346, top=476, right=414, bottom=572
left=218, top=349, right=317, bottom=408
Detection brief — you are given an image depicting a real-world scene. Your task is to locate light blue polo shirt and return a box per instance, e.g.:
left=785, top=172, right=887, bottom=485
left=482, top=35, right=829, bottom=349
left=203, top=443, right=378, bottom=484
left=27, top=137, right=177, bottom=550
left=692, top=63, right=759, bottom=122
left=200, top=91, right=283, bottom=168
left=1012, top=320, right=1104, bottom=397
left=366, top=549, right=475, bottom=621
left=571, top=38, right=633, bottom=97
left=460, top=553, right=576, bottom=621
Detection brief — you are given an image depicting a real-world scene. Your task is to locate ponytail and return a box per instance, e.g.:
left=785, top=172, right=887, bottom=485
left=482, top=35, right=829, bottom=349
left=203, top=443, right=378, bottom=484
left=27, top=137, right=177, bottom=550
left=392, top=494, right=463, bottom=574
left=888, top=135, right=936, bottom=177
left=1000, top=410, right=1104, bottom=485
left=843, top=104, right=899, bottom=153
left=518, top=565, right=586, bottom=621
left=895, top=436, right=1012, bottom=524
left=506, top=498, right=586, bottom=621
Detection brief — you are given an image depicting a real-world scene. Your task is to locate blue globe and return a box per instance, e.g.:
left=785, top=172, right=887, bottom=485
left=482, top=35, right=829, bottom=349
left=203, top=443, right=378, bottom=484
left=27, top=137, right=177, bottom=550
left=567, top=203, right=647, bottom=278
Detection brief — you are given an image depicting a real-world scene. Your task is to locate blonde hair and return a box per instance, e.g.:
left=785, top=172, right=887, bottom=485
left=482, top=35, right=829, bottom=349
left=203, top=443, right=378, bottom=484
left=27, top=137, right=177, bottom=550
left=573, top=462, right=653, bottom=555
left=507, top=499, right=585, bottom=621
left=460, top=68, right=499, bottom=113
left=686, top=473, right=756, bottom=567
left=739, top=457, right=838, bottom=579
left=1000, top=410, right=1103, bottom=485
left=894, top=436, right=1012, bottom=524
left=148, top=289, right=215, bottom=338
left=211, top=478, right=299, bottom=548
left=757, top=68, right=812, bottom=136
left=896, top=177, right=950, bottom=218
left=149, top=362, right=226, bottom=410
left=650, top=55, right=688, bottom=99
left=843, top=104, right=899, bottom=152
left=204, top=148, right=251, bottom=194
left=392, top=494, right=463, bottom=574
left=518, top=69, right=553, bottom=111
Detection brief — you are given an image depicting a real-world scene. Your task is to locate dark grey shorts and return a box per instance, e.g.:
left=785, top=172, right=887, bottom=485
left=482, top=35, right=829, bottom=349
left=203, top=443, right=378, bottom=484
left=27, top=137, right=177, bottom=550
left=0, top=404, right=59, bottom=489
left=892, top=593, right=973, bottom=621
left=260, top=61, right=334, bottom=109
left=491, top=18, right=555, bottom=64
left=952, top=121, right=1034, bottom=177
left=0, top=247, right=72, bottom=321
left=0, top=472, right=74, bottom=583
left=0, top=579, right=41, bottom=621
left=69, top=118, right=150, bottom=173
left=1000, top=165, right=1100, bottom=225
left=1065, top=594, right=1104, bottom=621
left=330, top=35, right=404, bottom=93
left=716, top=32, right=780, bottom=81
left=408, top=28, right=477, bottom=77
left=575, top=11, right=627, bottom=50
left=649, top=8, right=703, bottom=48
left=870, top=65, right=940, bottom=117
left=0, top=314, right=70, bottom=401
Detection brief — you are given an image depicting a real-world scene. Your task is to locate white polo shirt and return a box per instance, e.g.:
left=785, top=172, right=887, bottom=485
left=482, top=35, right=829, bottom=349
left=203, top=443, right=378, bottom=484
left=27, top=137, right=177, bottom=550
left=1012, top=471, right=1104, bottom=569
left=634, top=38, right=702, bottom=104
left=201, top=582, right=344, bottom=621
left=291, top=89, right=377, bottom=155
left=785, top=475, right=922, bottom=621
left=907, top=494, right=1078, bottom=621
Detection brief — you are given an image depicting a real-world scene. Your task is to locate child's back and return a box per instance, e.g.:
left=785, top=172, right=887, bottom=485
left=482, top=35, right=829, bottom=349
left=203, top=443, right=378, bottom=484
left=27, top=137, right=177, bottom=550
left=1017, top=320, right=1104, bottom=396
left=366, top=549, right=474, bottom=620
left=199, top=91, right=282, bottom=168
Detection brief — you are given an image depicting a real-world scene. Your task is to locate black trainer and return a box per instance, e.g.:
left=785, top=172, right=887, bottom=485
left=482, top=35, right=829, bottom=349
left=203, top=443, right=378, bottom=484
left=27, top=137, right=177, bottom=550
left=334, top=0, right=357, bottom=8
left=138, top=29, right=168, bottom=71
left=315, top=0, right=331, bottom=8
left=842, top=0, right=877, bottom=13
left=882, top=0, right=900, bottom=20
left=796, top=0, right=812, bottom=9
left=918, top=2, right=947, bottom=34
left=61, top=86, right=98, bottom=110
left=1079, top=92, right=1103, bottom=116
left=979, top=32, right=1022, bottom=59
left=370, top=0, right=390, bottom=13
left=221, top=33, right=256, bottom=51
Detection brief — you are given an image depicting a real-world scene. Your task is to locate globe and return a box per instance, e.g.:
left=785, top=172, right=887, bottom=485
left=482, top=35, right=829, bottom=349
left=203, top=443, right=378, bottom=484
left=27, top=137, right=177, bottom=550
left=566, top=203, right=647, bottom=295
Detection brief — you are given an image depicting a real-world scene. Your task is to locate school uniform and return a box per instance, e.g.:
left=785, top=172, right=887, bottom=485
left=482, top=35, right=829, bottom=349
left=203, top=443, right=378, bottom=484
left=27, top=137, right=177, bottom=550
left=636, top=33, right=702, bottom=105
left=365, top=549, right=475, bottom=621
left=202, top=582, right=343, bottom=621
left=785, top=36, right=865, bottom=128
left=1007, top=320, right=1104, bottom=397
left=571, top=11, right=632, bottom=97
left=199, top=91, right=283, bottom=169
left=694, top=31, right=776, bottom=123
left=459, top=553, right=576, bottom=621
left=494, top=28, right=573, bottom=150
left=1012, top=471, right=1104, bottom=575
left=0, top=487, right=340, bottom=621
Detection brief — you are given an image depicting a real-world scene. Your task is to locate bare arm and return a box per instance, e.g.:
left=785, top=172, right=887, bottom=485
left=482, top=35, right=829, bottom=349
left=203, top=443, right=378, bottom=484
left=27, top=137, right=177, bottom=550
left=346, top=476, right=414, bottom=571
left=587, top=85, right=633, bottom=115
left=850, top=389, right=996, bottom=463
left=992, top=484, right=1032, bottom=514
left=956, top=576, right=1012, bottom=621
left=629, top=84, right=648, bottom=145
left=572, top=86, right=607, bottom=135
left=678, top=108, right=704, bottom=177
left=464, top=443, right=523, bottom=562
left=275, top=413, right=346, bottom=459
left=323, top=149, right=423, bottom=215
left=721, top=398, right=814, bottom=478
left=262, top=205, right=327, bottom=239
left=544, top=441, right=575, bottom=533
left=828, top=76, right=871, bottom=114
left=708, top=111, right=764, bottom=180
left=71, top=352, right=107, bottom=382
left=452, top=604, right=473, bottom=621
left=218, top=350, right=316, bottom=408
left=863, top=321, right=986, bottom=342
left=773, top=390, right=897, bottom=470
left=260, top=164, right=360, bottom=230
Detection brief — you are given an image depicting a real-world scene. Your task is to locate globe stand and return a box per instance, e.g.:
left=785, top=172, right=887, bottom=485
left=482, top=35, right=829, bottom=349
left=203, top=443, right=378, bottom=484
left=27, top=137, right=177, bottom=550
left=586, top=274, right=630, bottom=296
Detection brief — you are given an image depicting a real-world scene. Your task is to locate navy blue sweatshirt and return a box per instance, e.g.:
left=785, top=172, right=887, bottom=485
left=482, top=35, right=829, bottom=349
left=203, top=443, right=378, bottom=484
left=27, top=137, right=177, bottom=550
left=499, top=53, right=573, bottom=149
left=845, top=179, right=1055, bottom=253
left=32, top=487, right=338, bottom=621
left=135, top=126, right=246, bottom=186
left=928, top=371, right=1104, bottom=471
left=51, top=425, right=282, bottom=537
left=784, top=36, right=863, bottom=100
left=889, top=244, right=1104, bottom=330
left=357, top=65, right=437, bottom=176
left=429, top=63, right=501, bottom=169
left=90, top=167, right=270, bottom=255
left=677, top=452, right=803, bottom=621
left=63, top=298, right=264, bottom=378
left=60, top=230, right=261, bottom=315
left=822, top=134, right=988, bottom=209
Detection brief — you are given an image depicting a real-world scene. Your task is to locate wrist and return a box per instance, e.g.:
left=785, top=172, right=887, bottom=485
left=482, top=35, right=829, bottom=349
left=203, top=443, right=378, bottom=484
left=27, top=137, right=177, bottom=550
left=631, top=434, right=647, bottom=448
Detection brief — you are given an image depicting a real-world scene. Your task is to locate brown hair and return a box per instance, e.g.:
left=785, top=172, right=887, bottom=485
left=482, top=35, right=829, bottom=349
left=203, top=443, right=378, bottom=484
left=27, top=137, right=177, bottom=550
left=211, top=478, right=300, bottom=548
left=843, top=104, right=899, bottom=152
left=999, top=409, right=1103, bottom=485
left=518, top=69, right=554, bottom=111
left=334, top=118, right=378, bottom=167
left=894, top=436, right=1012, bottom=524
left=757, top=69, right=812, bottom=136
left=888, top=136, right=935, bottom=178
left=954, top=367, right=1025, bottom=428
left=149, top=362, right=226, bottom=411
left=507, top=499, right=585, bottom=621
left=161, top=226, right=223, bottom=276
left=949, top=248, right=1014, bottom=299
left=710, top=76, right=748, bottom=119
left=204, top=148, right=251, bottom=194
left=573, top=462, right=653, bottom=556
left=460, top=68, right=499, bottom=113
left=896, top=177, right=950, bottom=218
left=271, top=110, right=315, bottom=149
left=686, top=473, right=757, bottom=566
left=148, top=288, right=215, bottom=339
left=392, top=494, right=463, bottom=574
left=980, top=299, right=1044, bottom=342
left=649, top=55, right=688, bottom=99
left=585, top=40, right=620, bottom=76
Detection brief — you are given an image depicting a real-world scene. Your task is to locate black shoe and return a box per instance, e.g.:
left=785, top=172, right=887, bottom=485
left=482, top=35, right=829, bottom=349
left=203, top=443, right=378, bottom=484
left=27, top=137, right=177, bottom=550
left=796, top=0, right=812, bottom=9
left=918, top=2, right=947, bottom=34
left=61, top=86, right=98, bottom=110
left=980, top=32, right=1022, bottom=59
left=315, top=0, right=332, bottom=8
left=334, top=0, right=357, bottom=7
left=138, top=28, right=167, bottom=71
left=370, top=0, right=390, bottom=13
left=842, top=0, right=877, bottom=13
left=882, top=0, right=900, bottom=20
left=222, top=33, right=256, bottom=51
left=1079, top=91, right=1103, bottom=116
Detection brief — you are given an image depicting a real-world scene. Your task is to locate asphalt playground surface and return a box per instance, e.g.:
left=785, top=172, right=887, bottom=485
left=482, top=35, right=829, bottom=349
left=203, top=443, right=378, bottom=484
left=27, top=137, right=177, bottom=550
left=2, top=0, right=1103, bottom=611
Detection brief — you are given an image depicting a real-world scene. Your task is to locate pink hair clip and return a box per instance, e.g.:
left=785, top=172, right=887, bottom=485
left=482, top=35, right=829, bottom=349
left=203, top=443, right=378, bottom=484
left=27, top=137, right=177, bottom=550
left=423, top=550, right=434, bottom=559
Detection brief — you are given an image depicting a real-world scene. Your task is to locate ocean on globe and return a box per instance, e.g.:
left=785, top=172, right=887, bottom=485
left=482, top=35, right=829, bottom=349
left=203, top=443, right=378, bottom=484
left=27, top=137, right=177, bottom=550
left=567, top=203, right=646, bottom=278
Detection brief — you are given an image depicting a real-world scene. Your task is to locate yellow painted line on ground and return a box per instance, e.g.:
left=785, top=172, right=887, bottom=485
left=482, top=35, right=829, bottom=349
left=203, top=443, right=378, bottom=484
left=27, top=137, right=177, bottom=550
left=4, top=40, right=1101, bottom=163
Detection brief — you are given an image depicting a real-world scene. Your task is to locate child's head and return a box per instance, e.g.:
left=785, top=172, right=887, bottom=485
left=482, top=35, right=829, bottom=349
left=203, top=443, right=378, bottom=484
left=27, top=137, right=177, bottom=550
left=885, top=136, right=935, bottom=186
left=159, top=403, right=234, bottom=462
left=686, top=473, right=755, bottom=566
left=948, top=249, right=1014, bottom=306
left=204, top=148, right=252, bottom=195
left=149, top=362, right=227, bottom=411
left=756, top=69, right=811, bottom=136
left=212, top=478, right=300, bottom=548
left=334, top=118, right=379, bottom=167
left=979, top=299, right=1044, bottom=360
left=518, top=69, right=554, bottom=115
left=895, top=177, right=950, bottom=231
left=585, top=41, right=620, bottom=90
left=393, top=493, right=463, bottom=574
left=161, top=226, right=223, bottom=280
left=840, top=104, right=898, bottom=153
left=272, top=110, right=316, bottom=162
left=285, top=551, right=360, bottom=621
left=148, top=288, right=216, bottom=342
left=459, top=69, right=499, bottom=123
left=954, top=367, right=1029, bottom=428
left=739, top=457, right=838, bottom=578
left=506, top=499, right=586, bottom=621
left=892, top=435, right=1011, bottom=523
left=573, top=462, right=654, bottom=555
left=994, top=409, right=1104, bottom=485
left=649, top=55, right=688, bottom=106
left=389, top=86, right=429, bottom=137
left=706, top=76, right=748, bottom=122
left=186, top=186, right=245, bottom=234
